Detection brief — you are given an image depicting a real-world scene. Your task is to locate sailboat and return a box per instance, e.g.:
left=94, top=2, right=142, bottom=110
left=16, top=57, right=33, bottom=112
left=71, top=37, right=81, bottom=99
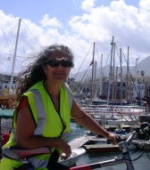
left=0, top=19, right=21, bottom=110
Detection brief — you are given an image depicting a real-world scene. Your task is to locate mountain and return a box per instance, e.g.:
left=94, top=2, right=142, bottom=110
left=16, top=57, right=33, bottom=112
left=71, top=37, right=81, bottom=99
left=136, top=56, right=150, bottom=77
left=70, top=56, right=150, bottom=81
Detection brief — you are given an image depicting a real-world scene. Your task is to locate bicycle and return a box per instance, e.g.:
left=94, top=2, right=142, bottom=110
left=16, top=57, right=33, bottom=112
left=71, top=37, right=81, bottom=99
left=69, top=131, right=136, bottom=170
left=2, top=123, right=150, bottom=170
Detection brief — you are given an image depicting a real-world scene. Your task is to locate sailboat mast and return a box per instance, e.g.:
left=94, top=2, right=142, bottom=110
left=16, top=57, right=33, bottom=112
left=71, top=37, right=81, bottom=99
left=91, top=42, right=95, bottom=102
left=126, top=46, right=130, bottom=101
left=107, top=36, right=115, bottom=105
left=99, top=54, right=103, bottom=96
left=115, top=66, right=118, bottom=100
left=120, top=48, right=123, bottom=104
left=10, top=18, right=21, bottom=90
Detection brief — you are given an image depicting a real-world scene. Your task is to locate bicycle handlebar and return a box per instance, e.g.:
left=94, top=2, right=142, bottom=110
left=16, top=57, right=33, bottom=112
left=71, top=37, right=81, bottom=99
left=117, top=122, right=150, bottom=145
left=126, top=131, right=137, bottom=145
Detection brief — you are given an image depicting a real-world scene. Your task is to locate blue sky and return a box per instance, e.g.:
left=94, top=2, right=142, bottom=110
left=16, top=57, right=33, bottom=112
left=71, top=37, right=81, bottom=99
left=0, top=0, right=80, bottom=24
left=0, top=0, right=139, bottom=24
left=0, top=0, right=150, bottom=78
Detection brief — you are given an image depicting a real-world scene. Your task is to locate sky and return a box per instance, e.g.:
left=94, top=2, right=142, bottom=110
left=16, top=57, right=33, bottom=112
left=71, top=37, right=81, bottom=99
left=0, top=0, right=150, bottom=78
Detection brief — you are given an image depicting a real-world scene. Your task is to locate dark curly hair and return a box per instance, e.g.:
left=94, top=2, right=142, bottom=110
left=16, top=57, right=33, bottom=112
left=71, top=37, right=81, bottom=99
left=16, top=44, right=74, bottom=101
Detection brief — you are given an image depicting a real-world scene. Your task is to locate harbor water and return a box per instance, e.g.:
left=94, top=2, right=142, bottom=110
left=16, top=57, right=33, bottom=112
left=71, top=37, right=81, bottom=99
left=70, top=121, right=150, bottom=170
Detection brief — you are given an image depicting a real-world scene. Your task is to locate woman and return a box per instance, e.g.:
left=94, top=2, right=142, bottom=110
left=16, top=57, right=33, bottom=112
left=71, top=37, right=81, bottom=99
left=0, top=44, right=117, bottom=169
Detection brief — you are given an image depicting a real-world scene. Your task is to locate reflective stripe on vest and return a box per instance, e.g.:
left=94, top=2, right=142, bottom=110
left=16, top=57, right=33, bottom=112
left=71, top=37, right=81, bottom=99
left=64, top=83, right=73, bottom=108
left=29, top=89, right=46, bottom=135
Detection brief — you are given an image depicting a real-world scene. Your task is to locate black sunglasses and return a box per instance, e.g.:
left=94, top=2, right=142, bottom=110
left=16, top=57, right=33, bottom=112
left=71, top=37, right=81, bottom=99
left=46, top=59, right=74, bottom=67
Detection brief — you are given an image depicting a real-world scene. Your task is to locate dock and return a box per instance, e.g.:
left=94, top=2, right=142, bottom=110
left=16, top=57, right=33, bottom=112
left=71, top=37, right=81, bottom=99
left=68, top=135, right=121, bottom=153
left=68, top=135, right=107, bottom=149
left=68, top=124, right=140, bottom=149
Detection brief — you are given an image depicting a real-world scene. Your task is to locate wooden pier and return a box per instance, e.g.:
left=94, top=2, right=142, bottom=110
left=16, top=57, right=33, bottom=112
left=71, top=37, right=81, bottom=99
left=68, top=135, right=106, bottom=149
left=68, top=124, right=140, bottom=149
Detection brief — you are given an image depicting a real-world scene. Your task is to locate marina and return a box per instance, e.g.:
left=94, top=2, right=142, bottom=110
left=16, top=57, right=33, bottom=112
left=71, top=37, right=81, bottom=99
left=0, top=1, right=150, bottom=169
left=67, top=122, right=150, bottom=170
left=80, top=104, right=150, bottom=128
left=0, top=109, right=150, bottom=169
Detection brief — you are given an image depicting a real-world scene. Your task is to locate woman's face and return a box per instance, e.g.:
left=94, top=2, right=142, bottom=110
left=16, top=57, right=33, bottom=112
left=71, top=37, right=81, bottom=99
left=43, top=51, right=73, bottom=83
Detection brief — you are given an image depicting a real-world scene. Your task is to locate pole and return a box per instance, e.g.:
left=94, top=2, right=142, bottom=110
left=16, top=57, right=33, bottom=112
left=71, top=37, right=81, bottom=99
left=107, top=36, right=115, bottom=105
left=115, top=66, right=118, bottom=100
left=10, top=18, right=21, bottom=90
left=99, top=54, right=103, bottom=96
left=120, top=48, right=123, bottom=105
left=91, top=42, right=95, bottom=103
left=126, top=46, right=130, bottom=101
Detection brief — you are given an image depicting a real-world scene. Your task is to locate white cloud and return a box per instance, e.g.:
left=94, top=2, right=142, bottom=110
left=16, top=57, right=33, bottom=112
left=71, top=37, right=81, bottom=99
left=81, top=0, right=96, bottom=12
left=69, top=0, right=150, bottom=64
left=40, top=14, right=63, bottom=28
left=139, top=0, right=150, bottom=10
left=0, top=0, right=150, bottom=76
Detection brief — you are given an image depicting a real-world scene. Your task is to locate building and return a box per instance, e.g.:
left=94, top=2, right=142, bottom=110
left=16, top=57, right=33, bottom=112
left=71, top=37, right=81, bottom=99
left=0, top=73, right=18, bottom=109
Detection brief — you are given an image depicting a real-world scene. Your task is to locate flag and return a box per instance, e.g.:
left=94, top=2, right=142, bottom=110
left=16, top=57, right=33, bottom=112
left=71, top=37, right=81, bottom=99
left=89, top=60, right=93, bottom=66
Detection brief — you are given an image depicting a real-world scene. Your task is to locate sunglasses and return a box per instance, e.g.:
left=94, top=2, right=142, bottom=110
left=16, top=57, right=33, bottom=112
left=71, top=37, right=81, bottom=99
left=46, top=59, right=74, bottom=67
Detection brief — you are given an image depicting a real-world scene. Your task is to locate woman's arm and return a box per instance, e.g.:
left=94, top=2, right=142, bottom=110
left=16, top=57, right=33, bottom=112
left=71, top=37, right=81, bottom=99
left=71, top=100, right=117, bottom=143
left=16, top=104, right=71, bottom=156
